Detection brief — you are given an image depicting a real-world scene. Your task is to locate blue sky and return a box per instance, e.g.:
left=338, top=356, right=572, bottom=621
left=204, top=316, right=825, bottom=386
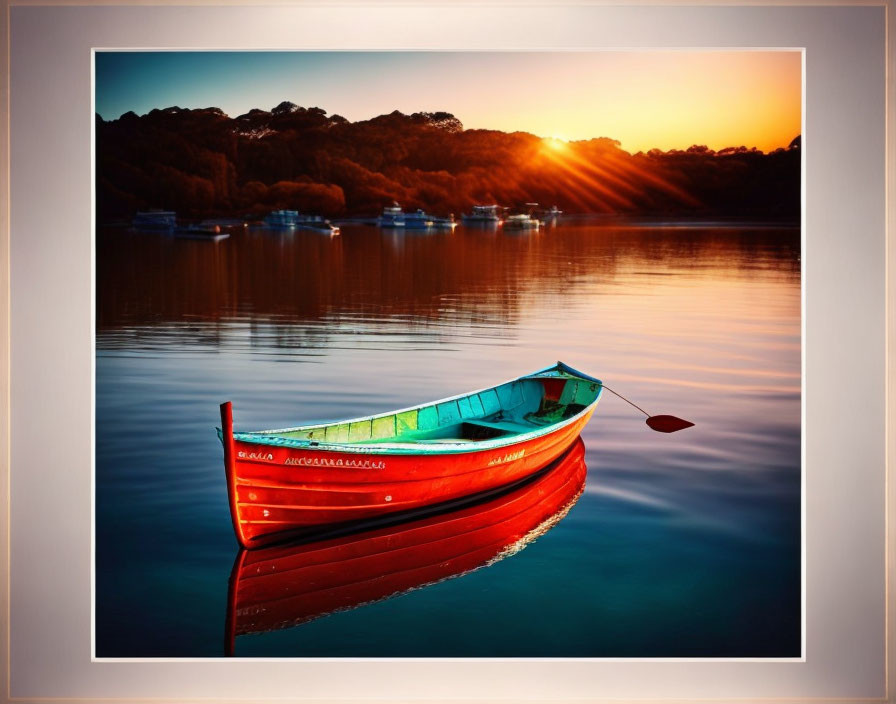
left=95, top=52, right=511, bottom=123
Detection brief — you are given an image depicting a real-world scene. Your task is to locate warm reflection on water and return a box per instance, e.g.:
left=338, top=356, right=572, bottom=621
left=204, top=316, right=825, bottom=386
left=98, top=223, right=798, bottom=335
left=96, top=221, right=800, bottom=657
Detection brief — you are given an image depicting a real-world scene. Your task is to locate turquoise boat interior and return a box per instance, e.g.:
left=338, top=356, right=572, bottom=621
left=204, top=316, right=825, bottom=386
left=243, top=363, right=602, bottom=447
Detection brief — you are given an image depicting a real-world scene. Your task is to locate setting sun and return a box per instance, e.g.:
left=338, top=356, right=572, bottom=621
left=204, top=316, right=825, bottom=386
left=544, top=136, right=569, bottom=151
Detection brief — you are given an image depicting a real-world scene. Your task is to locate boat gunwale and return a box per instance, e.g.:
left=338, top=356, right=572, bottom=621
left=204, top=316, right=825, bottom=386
left=224, top=362, right=602, bottom=456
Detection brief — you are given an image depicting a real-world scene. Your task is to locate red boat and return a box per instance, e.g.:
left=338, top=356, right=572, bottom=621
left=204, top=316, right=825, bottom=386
left=225, top=438, right=587, bottom=654
left=219, top=361, right=602, bottom=548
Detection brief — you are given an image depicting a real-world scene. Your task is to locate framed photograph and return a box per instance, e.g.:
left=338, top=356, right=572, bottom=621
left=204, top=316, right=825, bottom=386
left=5, top=1, right=890, bottom=702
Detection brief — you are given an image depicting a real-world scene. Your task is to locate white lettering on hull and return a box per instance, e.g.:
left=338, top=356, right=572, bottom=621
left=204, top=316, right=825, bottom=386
left=237, top=451, right=274, bottom=461
left=488, top=449, right=525, bottom=466
left=284, top=456, right=387, bottom=470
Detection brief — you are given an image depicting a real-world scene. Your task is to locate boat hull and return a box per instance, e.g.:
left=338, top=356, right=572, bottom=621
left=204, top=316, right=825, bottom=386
left=221, top=404, right=594, bottom=548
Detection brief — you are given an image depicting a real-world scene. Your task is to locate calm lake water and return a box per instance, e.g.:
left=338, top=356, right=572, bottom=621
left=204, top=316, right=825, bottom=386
left=95, top=221, right=801, bottom=658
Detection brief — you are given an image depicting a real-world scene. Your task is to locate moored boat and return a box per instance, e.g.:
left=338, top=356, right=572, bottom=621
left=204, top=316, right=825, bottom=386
left=461, top=204, right=503, bottom=225
left=218, top=361, right=603, bottom=548
left=404, top=209, right=457, bottom=230
left=296, top=216, right=340, bottom=235
left=224, top=437, right=586, bottom=652
left=503, top=213, right=542, bottom=230
left=262, top=210, right=338, bottom=234
left=378, top=203, right=406, bottom=227
left=263, top=210, right=300, bottom=228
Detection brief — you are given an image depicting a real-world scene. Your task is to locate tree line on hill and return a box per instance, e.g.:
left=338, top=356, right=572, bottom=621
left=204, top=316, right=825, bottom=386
left=96, top=101, right=800, bottom=221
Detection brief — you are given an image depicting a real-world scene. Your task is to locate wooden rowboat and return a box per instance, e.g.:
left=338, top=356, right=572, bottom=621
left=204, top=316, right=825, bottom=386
left=225, top=438, right=587, bottom=654
left=218, top=361, right=602, bottom=548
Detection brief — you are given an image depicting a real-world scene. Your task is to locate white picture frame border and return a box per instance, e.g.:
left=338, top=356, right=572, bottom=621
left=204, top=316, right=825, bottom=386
left=3, top=1, right=892, bottom=702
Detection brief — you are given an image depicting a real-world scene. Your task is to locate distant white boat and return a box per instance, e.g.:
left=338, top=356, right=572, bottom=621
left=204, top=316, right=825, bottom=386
left=540, top=206, right=563, bottom=219
left=461, top=204, right=503, bottom=225
left=378, top=203, right=406, bottom=227
left=378, top=203, right=456, bottom=230
left=264, top=210, right=300, bottom=228
left=133, top=210, right=176, bottom=230
left=405, top=209, right=456, bottom=230
left=503, top=214, right=542, bottom=230
left=263, top=210, right=338, bottom=234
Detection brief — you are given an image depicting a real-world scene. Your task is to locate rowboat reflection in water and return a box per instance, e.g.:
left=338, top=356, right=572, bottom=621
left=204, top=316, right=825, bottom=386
left=224, top=438, right=587, bottom=655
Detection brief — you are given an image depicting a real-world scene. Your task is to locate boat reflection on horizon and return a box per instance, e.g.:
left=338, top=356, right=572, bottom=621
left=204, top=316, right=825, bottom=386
left=224, top=438, right=587, bottom=656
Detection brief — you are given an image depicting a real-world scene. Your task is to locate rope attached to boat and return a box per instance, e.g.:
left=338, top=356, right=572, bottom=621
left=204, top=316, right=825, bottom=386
left=597, top=384, right=651, bottom=417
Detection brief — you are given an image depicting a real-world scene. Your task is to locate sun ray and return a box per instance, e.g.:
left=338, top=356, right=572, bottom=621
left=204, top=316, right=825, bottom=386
left=537, top=140, right=702, bottom=209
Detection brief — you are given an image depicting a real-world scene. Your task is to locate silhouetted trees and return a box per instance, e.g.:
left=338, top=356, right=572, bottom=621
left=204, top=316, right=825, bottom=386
left=96, top=103, right=800, bottom=221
